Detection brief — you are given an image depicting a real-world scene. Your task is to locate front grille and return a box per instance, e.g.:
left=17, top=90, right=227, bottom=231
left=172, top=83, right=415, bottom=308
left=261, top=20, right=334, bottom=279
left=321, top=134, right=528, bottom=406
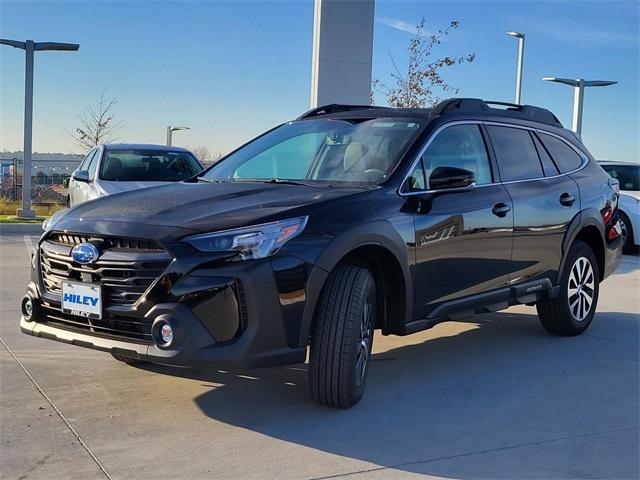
left=37, top=232, right=172, bottom=343
left=40, top=302, right=153, bottom=343
left=39, top=234, right=171, bottom=306
left=48, top=232, right=163, bottom=251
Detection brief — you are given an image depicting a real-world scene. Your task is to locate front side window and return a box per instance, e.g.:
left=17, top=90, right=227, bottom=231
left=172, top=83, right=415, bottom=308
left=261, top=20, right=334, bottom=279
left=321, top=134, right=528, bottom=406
left=602, top=164, right=640, bottom=191
left=86, top=150, right=100, bottom=180
left=204, top=118, right=425, bottom=185
left=79, top=149, right=97, bottom=171
left=538, top=133, right=584, bottom=173
left=100, top=150, right=202, bottom=181
left=420, top=124, right=492, bottom=187
left=487, top=125, right=543, bottom=181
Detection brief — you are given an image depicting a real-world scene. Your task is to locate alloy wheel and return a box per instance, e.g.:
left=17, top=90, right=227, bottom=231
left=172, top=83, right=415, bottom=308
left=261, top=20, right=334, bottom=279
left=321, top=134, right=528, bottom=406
left=567, top=256, right=595, bottom=322
left=355, top=293, right=374, bottom=386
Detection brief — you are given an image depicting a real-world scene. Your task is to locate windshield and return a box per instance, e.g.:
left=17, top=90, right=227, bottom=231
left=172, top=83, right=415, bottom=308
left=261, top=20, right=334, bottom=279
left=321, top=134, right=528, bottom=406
left=602, top=164, right=640, bottom=191
left=100, top=149, right=202, bottom=182
left=203, top=118, right=425, bottom=185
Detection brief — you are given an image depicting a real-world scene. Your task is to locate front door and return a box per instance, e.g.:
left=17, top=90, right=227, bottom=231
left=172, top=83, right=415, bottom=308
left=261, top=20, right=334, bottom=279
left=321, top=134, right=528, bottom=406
left=404, top=123, right=514, bottom=319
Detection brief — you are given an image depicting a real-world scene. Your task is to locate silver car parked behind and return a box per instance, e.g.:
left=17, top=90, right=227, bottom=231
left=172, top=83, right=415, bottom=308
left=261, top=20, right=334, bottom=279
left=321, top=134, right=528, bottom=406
left=68, top=144, right=203, bottom=207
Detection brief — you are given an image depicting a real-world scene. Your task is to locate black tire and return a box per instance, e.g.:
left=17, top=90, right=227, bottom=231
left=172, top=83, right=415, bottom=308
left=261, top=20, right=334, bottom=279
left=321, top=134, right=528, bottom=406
left=111, top=353, right=145, bottom=366
left=537, top=240, right=599, bottom=336
left=619, top=211, right=635, bottom=254
left=309, top=265, right=376, bottom=408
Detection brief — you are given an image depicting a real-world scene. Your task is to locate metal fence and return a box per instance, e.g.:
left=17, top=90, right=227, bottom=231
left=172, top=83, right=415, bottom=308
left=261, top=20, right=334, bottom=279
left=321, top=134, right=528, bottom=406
left=1, top=158, right=79, bottom=204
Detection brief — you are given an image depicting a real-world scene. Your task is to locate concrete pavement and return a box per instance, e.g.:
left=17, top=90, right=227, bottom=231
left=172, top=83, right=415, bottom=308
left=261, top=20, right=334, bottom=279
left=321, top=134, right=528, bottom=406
left=1, top=233, right=638, bottom=479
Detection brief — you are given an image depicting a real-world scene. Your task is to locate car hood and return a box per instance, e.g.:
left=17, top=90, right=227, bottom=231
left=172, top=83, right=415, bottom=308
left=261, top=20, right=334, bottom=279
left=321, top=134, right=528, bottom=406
left=51, top=181, right=366, bottom=240
left=97, top=180, right=171, bottom=195
left=620, top=190, right=640, bottom=202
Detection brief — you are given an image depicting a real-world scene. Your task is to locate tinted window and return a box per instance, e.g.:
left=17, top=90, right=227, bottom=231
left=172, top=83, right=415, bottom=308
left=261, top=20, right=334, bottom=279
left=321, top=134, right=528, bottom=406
left=602, top=164, right=640, bottom=191
left=421, top=124, right=492, bottom=186
left=532, top=133, right=559, bottom=177
left=487, top=126, right=543, bottom=181
left=100, top=150, right=202, bottom=181
left=539, top=133, right=583, bottom=173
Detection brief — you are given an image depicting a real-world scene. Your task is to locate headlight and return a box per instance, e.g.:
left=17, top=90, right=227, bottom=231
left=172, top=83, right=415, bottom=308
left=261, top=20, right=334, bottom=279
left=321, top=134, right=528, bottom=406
left=184, top=216, right=308, bottom=260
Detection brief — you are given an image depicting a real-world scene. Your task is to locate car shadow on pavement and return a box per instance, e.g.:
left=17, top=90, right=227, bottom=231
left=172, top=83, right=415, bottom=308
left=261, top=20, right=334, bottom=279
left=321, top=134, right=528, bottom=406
left=139, top=311, right=639, bottom=479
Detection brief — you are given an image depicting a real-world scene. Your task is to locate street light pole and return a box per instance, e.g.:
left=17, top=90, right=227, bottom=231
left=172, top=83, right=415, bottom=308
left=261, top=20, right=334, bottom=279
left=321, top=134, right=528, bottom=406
left=166, top=126, right=190, bottom=146
left=543, top=77, right=617, bottom=135
left=22, top=41, right=35, bottom=218
left=506, top=32, right=525, bottom=105
left=0, top=38, right=79, bottom=219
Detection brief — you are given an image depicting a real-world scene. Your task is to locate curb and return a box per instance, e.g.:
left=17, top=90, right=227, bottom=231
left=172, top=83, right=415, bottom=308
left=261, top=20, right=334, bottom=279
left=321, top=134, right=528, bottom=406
left=0, top=223, right=44, bottom=235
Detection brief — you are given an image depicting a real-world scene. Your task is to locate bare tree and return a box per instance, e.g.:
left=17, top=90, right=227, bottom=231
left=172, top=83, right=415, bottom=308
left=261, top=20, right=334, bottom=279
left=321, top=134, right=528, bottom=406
left=191, top=145, right=212, bottom=162
left=372, top=18, right=475, bottom=108
left=70, top=91, right=123, bottom=151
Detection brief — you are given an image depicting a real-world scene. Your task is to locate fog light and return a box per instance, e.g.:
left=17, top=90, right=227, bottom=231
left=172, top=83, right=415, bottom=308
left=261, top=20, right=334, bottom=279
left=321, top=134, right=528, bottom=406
left=160, top=323, right=173, bottom=344
left=22, top=296, right=35, bottom=321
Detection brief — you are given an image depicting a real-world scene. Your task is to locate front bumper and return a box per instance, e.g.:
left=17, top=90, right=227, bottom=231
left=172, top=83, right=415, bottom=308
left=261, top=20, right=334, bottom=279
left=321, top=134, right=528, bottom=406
left=22, top=236, right=316, bottom=369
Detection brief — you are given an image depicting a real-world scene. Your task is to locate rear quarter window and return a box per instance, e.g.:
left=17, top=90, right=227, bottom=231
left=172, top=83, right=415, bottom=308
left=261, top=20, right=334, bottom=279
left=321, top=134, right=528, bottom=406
left=538, top=133, right=584, bottom=173
left=486, top=125, right=543, bottom=181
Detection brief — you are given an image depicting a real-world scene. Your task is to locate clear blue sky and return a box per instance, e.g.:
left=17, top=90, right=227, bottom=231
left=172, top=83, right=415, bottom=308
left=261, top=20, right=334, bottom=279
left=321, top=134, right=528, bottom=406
left=1, top=0, right=638, bottom=162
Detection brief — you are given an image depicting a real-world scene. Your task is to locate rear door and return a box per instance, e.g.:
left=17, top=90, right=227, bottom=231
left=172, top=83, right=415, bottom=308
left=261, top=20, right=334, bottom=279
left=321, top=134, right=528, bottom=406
left=406, top=123, right=514, bottom=318
left=486, top=124, right=581, bottom=285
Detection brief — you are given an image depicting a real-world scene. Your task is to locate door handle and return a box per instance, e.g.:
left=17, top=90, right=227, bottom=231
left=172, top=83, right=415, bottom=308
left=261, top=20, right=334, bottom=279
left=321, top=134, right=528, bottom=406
left=492, top=202, right=511, bottom=217
left=559, top=193, right=575, bottom=207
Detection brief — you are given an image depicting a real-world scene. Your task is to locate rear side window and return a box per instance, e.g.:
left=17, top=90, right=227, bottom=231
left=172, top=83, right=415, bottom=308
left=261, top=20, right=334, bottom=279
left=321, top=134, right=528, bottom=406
left=538, top=133, right=583, bottom=173
left=487, top=126, right=543, bottom=181
left=532, top=133, right=559, bottom=177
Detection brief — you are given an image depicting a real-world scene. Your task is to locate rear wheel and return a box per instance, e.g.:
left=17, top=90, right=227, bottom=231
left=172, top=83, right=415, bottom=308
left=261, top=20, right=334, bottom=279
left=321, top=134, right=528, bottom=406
left=309, top=265, right=376, bottom=408
left=111, top=353, right=145, bottom=366
left=537, top=240, right=599, bottom=336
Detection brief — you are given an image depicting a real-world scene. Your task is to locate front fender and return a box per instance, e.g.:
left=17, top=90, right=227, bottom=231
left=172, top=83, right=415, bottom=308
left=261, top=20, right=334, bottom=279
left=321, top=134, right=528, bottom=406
left=295, top=220, right=413, bottom=347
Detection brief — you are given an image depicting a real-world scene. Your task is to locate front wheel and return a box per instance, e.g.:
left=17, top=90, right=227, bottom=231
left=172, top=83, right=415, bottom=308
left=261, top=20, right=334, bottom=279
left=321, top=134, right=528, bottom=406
left=308, top=265, right=376, bottom=408
left=619, top=211, right=635, bottom=254
left=537, top=240, right=599, bottom=336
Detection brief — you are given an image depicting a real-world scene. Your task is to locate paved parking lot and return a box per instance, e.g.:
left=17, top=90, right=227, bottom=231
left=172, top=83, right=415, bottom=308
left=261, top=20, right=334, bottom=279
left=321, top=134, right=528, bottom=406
left=1, top=232, right=638, bottom=480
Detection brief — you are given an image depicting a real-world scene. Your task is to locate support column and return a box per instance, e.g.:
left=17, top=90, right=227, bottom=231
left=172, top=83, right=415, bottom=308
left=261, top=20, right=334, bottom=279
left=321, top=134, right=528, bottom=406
left=310, top=0, right=375, bottom=108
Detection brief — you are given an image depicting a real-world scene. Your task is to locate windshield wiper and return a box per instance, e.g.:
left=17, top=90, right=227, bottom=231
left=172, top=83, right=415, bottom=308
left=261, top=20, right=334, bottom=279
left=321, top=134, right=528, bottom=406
left=197, top=177, right=228, bottom=183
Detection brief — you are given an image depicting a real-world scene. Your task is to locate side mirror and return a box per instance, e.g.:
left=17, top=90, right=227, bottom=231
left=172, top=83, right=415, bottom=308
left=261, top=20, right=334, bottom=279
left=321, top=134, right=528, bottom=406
left=429, top=166, right=475, bottom=191
left=72, top=170, right=90, bottom=183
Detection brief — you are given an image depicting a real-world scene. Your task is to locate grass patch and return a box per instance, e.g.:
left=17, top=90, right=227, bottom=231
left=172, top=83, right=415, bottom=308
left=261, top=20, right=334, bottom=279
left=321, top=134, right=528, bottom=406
left=0, top=199, right=66, bottom=216
left=0, top=215, right=46, bottom=224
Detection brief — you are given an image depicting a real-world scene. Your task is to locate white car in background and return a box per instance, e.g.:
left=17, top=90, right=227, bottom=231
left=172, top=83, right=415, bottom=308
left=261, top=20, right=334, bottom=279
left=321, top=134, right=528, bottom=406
left=600, top=161, right=640, bottom=253
left=68, top=144, right=203, bottom=207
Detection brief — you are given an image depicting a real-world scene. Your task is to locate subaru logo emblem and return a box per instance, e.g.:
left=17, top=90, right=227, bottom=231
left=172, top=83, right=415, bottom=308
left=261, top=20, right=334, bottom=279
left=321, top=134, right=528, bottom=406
left=71, top=243, right=100, bottom=264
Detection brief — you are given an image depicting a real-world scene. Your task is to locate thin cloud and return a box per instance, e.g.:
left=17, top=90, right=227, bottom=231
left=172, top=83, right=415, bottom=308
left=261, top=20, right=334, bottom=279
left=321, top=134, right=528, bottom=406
left=377, top=17, right=425, bottom=36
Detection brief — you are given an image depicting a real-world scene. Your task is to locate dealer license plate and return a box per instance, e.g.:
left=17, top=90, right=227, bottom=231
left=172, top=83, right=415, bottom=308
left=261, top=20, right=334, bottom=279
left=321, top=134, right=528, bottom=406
left=62, top=282, right=102, bottom=319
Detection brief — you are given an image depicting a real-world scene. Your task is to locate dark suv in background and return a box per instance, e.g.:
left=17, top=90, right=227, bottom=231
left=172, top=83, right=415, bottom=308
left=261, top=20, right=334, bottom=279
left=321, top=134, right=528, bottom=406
left=21, top=98, right=623, bottom=408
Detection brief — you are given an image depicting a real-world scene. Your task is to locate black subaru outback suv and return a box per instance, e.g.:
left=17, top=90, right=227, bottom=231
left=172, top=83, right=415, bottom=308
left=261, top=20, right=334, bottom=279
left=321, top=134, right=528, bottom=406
left=22, top=98, right=623, bottom=408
